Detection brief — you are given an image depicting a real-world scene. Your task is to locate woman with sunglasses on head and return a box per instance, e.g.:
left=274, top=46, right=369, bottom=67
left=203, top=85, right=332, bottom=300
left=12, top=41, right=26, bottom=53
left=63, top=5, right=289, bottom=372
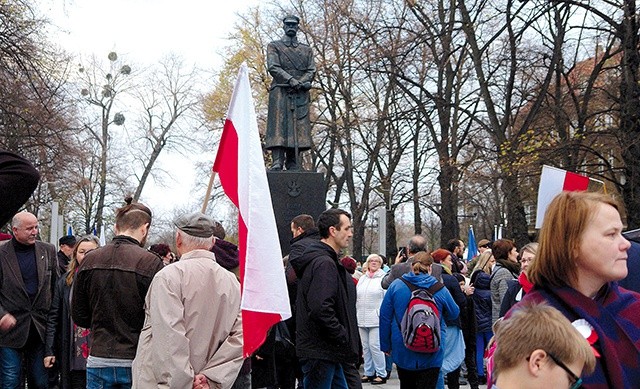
left=518, top=191, right=640, bottom=387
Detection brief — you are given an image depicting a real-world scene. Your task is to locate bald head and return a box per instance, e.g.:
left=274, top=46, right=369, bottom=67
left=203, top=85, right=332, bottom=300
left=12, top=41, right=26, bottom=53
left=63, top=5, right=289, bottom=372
left=12, top=212, right=39, bottom=245
left=407, top=235, right=427, bottom=256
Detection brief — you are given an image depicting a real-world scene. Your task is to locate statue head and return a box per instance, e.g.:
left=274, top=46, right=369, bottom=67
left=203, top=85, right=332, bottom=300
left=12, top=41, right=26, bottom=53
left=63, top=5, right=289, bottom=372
left=282, top=15, right=300, bottom=37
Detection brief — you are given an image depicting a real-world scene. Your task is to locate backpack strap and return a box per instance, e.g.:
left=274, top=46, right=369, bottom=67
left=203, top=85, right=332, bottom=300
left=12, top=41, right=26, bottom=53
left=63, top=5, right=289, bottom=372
left=396, top=278, right=444, bottom=330
left=400, top=278, right=444, bottom=295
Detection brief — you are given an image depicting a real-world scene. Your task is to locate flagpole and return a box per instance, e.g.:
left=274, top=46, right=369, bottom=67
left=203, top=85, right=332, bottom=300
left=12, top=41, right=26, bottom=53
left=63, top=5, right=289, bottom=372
left=201, top=170, right=218, bottom=213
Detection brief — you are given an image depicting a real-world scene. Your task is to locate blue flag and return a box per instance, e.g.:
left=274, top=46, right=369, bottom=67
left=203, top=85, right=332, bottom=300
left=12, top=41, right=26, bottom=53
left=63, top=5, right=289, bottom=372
left=467, top=225, right=478, bottom=261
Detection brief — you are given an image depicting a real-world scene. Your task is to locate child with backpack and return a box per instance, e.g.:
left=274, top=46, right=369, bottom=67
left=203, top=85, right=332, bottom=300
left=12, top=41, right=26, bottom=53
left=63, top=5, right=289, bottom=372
left=379, top=252, right=460, bottom=389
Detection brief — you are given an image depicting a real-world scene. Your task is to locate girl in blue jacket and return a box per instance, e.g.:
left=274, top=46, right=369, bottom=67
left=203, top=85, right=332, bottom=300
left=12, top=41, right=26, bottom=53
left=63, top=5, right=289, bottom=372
left=379, top=252, right=460, bottom=389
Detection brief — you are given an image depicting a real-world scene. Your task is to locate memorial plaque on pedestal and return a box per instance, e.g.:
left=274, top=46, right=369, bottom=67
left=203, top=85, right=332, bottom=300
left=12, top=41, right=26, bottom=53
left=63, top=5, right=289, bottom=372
left=267, top=171, right=326, bottom=256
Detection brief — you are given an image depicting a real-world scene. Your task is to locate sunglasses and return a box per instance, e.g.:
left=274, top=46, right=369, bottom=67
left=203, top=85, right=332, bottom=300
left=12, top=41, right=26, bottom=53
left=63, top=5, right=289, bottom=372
left=547, top=352, right=582, bottom=389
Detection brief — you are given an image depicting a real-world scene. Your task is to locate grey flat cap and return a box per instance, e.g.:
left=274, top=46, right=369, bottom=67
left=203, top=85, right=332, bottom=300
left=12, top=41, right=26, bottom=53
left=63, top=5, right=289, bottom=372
left=174, top=212, right=216, bottom=238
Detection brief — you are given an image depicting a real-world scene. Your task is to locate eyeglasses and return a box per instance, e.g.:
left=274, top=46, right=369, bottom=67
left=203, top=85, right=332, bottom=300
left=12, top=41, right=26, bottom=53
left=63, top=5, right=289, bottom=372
left=547, top=352, right=582, bottom=389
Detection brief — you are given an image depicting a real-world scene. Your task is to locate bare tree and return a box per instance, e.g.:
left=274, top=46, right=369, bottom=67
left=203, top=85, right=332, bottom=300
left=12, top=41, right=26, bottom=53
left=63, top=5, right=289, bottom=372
left=76, top=52, right=134, bottom=233
left=128, top=55, right=204, bottom=201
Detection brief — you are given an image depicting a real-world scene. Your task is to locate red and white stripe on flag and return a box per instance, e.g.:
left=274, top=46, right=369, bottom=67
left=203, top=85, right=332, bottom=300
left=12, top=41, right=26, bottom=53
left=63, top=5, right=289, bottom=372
left=535, top=165, right=590, bottom=228
left=213, top=63, right=292, bottom=357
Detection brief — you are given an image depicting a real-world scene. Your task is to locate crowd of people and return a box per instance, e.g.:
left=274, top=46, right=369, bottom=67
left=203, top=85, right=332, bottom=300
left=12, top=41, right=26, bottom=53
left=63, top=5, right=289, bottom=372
left=0, top=148, right=639, bottom=389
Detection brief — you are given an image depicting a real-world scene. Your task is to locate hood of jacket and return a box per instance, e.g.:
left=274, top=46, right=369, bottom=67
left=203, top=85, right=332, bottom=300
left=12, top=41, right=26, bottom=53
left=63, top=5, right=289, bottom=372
left=401, top=271, right=439, bottom=289
left=290, top=227, right=320, bottom=245
left=290, top=240, right=336, bottom=277
left=472, top=270, right=491, bottom=290
left=210, top=239, right=239, bottom=271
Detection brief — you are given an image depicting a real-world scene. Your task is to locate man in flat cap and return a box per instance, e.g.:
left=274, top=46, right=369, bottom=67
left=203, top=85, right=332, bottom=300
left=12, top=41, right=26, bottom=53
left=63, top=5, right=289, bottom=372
left=132, top=212, right=243, bottom=389
left=265, top=15, right=316, bottom=170
left=57, top=234, right=76, bottom=275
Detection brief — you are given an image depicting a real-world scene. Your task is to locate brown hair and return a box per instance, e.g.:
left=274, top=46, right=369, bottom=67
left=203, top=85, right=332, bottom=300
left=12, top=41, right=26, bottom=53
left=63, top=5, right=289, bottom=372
left=115, top=196, right=152, bottom=232
left=291, top=214, right=315, bottom=232
left=493, top=302, right=596, bottom=379
left=411, top=251, right=434, bottom=274
left=66, top=235, right=100, bottom=286
left=492, top=239, right=516, bottom=261
left=528, top=191, right=619, bottom=288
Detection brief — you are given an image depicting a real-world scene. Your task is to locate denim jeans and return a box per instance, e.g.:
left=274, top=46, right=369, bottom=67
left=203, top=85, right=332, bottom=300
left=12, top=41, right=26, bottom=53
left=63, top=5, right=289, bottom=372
left=300, top=359, right=348, bottom=389
left=475, top=331, right=493, bottom=377
left=358, top=327, right=386, bottom=377
left=0, top=341, right=48, bottom=389
left=86, top=367, right=132, bottom=389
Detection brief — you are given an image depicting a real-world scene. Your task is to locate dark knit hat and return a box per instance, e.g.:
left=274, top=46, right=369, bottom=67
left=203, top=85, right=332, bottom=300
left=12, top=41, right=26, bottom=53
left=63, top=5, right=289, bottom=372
left=59, top=235, right=76, bottom=247
left=340, top=256, right=357, bottom=274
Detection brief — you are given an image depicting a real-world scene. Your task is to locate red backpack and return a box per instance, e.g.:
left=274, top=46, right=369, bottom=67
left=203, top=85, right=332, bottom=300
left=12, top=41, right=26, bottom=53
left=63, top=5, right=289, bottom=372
left=398, top=278, right=444, bottom=353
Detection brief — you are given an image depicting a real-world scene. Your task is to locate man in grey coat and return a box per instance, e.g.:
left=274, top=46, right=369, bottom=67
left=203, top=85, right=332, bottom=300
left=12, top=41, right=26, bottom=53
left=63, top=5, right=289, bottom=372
left=381, top=235, right=442, bottom=289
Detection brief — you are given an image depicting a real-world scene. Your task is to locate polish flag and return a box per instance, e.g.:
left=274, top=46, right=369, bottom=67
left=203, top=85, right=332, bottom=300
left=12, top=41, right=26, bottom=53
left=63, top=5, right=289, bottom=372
left=213, top=63, right=292, bottom=357
left=535, top=165, right=590, bottom=228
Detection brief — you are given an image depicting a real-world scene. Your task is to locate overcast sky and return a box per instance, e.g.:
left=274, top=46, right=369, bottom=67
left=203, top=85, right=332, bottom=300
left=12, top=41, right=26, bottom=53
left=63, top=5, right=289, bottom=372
left=46, top=0, right=261, bottom=220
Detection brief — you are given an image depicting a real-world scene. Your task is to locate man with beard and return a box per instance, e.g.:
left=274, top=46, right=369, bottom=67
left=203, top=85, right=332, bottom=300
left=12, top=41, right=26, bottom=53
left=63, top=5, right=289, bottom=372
left=72, top=198, right=164, bottom=389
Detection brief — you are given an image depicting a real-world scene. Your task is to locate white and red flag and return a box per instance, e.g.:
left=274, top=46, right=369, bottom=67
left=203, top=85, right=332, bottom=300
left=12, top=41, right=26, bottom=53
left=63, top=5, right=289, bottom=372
left=535, top=165, right=603, bottom=228
left=212, top=63, right=291, bottom=357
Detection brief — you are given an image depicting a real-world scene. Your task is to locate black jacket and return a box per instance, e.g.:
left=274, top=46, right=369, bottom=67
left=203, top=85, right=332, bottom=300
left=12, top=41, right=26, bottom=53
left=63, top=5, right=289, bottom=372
left=442, top=273, right=466, bottom=328
left=45, top=275, right=75, bottom=389
left=288, top=227, right=320, bottom=277
left=291, top=240, right=360, bottom=364
left=499, top=279, right=523, bottom=318
left=72, top=235, right=164, bottom=359
left=0, top=150, right=39, bottom=228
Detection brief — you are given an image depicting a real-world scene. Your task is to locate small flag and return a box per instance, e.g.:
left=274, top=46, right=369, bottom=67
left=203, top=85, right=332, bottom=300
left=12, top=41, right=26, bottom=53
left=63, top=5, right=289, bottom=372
left=67, top=225, right=73, bottom=236
left=467, top=225, right=478, bottom=261
left=212, top=63, right=292, bottom=357
left=535, top=165, right=604, bottom=228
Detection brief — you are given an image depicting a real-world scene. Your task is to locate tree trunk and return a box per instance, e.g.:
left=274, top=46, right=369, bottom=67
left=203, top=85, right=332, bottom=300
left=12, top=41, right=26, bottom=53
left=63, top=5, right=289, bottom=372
left=619, top=0, right=640, bottom=228
left=501, top=173, right=530, bottom=247
left=438, top=162, right=459, bottom=247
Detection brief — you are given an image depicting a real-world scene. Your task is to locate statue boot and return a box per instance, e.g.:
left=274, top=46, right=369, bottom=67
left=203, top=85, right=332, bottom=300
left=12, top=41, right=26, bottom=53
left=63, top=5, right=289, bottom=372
left=270, top=148, right=284, bottom=170
left=285, top=149, right=299, bottom=170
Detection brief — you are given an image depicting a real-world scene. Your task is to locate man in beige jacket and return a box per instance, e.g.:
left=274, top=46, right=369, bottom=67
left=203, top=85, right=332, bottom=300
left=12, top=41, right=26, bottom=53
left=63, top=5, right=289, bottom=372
left=132, top=212, right=243, bottom=389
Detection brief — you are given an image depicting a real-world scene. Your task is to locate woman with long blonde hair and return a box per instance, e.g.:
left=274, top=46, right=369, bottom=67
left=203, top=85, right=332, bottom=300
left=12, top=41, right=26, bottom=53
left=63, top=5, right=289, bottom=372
left=470, top=250, right=495, bottom=384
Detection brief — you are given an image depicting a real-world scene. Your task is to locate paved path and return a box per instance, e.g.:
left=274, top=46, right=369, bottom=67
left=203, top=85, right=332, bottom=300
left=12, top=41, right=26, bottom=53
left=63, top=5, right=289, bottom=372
left=361, top=369, right=488, bottom=389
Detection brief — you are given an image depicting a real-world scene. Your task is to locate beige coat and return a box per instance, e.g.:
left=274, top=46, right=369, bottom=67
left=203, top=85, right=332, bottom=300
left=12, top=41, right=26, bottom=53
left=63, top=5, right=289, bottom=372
left=132, top=250, right=243, bottom=389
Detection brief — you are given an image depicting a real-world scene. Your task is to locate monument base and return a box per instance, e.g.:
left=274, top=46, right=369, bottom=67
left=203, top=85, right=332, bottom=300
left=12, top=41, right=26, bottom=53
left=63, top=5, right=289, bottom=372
left=267, top=170, right=326, bottom=256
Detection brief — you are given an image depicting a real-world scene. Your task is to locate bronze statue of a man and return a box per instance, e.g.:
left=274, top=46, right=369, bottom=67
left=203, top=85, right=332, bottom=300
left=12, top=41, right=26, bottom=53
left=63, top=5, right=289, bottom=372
left=265, top=15, right=316, bottom=170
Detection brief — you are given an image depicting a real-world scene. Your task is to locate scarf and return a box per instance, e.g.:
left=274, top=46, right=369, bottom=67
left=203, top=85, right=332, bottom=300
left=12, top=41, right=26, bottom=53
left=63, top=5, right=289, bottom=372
left=521, top=283, right=640, bottom=388
left=518, top=272, right=533, bottom=294
left=494, top=257, right=520, bottom=276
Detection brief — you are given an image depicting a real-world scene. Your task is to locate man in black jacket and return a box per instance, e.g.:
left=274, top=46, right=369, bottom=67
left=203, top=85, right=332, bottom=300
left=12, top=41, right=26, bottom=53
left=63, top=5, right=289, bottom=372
left=291, top=209, right=359, bottom=389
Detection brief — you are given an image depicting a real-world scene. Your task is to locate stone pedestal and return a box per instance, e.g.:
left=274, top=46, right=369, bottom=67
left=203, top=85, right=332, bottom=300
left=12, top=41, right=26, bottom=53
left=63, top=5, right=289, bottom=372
left=267, top=171, right=326, bottom=256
